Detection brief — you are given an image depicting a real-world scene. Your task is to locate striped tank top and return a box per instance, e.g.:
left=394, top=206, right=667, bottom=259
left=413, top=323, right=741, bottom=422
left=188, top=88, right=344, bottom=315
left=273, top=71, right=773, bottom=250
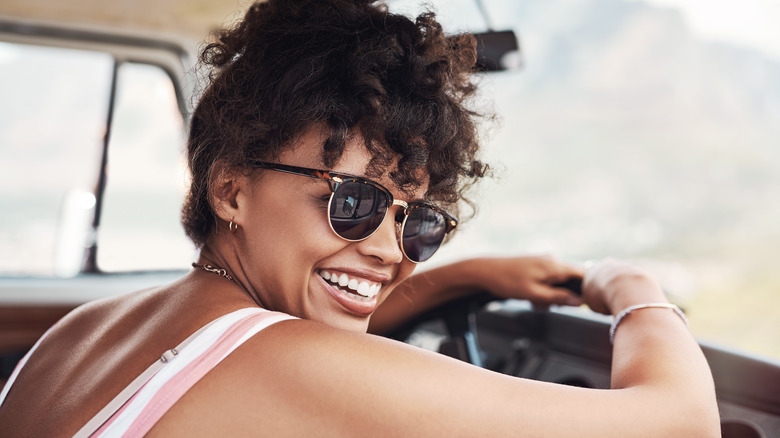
left=0, top=307, right=295, bottom=437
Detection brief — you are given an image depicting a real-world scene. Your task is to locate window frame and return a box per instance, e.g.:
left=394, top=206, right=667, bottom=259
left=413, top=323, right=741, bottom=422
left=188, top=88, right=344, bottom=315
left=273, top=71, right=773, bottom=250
left=0, top=17, right=194, bottom=278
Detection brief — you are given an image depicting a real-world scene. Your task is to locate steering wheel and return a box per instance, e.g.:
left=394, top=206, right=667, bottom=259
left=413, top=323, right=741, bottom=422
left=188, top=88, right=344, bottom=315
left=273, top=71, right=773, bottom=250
left=386, top=278, right=584, bottom=367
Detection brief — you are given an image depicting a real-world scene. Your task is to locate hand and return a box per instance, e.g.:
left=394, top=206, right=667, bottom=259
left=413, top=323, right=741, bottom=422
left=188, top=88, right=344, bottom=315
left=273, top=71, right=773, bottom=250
left=581, top=258, right=667, bottom=315
left=469, top=255, right=584, bottom=307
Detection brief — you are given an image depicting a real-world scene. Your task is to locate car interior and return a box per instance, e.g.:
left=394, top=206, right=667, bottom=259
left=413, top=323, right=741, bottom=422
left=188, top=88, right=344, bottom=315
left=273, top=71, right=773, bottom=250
left=2, top=1, right=779, bottom=436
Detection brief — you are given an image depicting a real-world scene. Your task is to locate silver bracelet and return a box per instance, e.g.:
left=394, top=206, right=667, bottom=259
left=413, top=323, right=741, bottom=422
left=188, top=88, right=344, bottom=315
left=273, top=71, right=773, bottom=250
left=609, top=303, right=688, bottom=345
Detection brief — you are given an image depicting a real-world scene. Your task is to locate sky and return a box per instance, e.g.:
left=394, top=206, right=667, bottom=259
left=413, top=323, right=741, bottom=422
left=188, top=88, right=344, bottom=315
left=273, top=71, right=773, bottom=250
left=392, top=0, right=780, bottom=62
left=633, top=0, right=780, bottom=61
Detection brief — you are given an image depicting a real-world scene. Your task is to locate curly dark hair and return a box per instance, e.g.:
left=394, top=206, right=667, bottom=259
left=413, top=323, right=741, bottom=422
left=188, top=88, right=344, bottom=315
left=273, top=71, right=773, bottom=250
left=182, top=0, right=490, bottom=246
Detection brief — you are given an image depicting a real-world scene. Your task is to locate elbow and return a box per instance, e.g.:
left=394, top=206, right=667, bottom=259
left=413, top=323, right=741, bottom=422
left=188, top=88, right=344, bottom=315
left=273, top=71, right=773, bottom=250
left=668, top=394, right=721, bottom=437
left=686, top=404, right=721, bottom=437
left=689, top=379, right=722, bottom=436
left=635, top=383, right=721, bottom=436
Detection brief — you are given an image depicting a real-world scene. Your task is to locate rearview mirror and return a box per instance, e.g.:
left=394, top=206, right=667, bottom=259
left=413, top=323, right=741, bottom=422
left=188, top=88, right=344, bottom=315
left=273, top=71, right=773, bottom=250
left=473, top=29, right=521, bottom=72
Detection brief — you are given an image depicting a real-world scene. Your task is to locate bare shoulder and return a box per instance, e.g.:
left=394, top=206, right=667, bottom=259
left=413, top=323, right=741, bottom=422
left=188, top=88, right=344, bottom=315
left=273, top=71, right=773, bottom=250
left=150, top=317, right=529, bottom=437
left=0, top=280, right=253, bottom=436
left=0, top=287, right=168, bottom=435
left=147, top=313, right=702, bottom=438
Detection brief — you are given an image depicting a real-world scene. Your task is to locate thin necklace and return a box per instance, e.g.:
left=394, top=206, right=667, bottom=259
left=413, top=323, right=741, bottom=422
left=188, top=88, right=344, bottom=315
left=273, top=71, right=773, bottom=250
left=192, top=262, right=235, bottom=283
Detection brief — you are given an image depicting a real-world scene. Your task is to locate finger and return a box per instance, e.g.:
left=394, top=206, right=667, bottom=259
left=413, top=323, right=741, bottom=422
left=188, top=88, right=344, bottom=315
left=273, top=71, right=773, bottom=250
left=544, top=260, right=586, bottom=283
left=529, top=284, right=583, bottom=307
left=550, top=287, right=584, bottom=306
left=532, top=290, right=582, bottom=307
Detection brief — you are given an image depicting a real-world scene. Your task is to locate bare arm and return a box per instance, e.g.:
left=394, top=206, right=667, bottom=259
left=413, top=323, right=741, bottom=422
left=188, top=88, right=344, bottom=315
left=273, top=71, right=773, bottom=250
left=583, top=260, right=720, bottom=432
left=159, top=262, right=719, bottom=438
left=153, top=259, right=719, bottom=437
left=368, top=255, right=584, bottom=335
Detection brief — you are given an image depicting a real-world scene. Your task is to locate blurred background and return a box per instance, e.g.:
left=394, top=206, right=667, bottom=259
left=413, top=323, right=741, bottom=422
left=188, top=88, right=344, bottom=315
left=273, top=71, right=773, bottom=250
left=1, top=0, right=778, bottom=360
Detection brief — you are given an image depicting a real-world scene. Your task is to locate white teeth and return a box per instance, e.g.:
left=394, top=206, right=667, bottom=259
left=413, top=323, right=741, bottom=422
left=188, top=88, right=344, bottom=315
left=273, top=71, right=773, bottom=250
left=319, top=270, right=381, bottom=299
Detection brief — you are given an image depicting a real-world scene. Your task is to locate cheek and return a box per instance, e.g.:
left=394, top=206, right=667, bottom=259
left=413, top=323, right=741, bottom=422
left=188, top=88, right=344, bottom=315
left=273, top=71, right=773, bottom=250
left=375, top=260, right=416, bottom=308
left=253, top=200, right=344, bottom=259
left=398, top=261, right=416, bottom=281
left=391, top=260, right=417, bottom=290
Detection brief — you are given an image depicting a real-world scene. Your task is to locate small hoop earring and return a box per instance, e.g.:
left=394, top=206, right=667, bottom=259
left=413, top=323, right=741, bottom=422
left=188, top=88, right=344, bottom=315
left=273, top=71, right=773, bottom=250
left=229, top=220, right=239, bottom=233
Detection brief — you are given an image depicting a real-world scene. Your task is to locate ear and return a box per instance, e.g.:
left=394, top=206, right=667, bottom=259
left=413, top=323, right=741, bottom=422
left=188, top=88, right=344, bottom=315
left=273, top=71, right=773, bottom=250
left=210, top=165, right=248, bottom=226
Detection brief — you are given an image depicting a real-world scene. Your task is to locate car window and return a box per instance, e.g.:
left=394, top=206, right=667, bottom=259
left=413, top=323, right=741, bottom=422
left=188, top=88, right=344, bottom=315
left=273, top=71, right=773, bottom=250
left=397, top=0, right=780, bottom=361
left=2, top=0, right=778, bottom=363
left=0, top=42, right=112, bottom=277
left=0, top=41, right=193, bottom=277
left=97, top=62, right=194, bottom=272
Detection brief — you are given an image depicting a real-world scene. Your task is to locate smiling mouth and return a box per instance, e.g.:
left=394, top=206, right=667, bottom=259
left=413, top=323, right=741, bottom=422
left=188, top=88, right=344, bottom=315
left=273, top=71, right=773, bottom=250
left=318, top=270, right=382, bottom=301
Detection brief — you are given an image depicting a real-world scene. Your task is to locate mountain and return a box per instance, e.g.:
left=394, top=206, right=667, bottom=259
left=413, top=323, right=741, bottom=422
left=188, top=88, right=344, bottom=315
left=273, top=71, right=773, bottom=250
left=452, top=0, right=780, bottom=260
left=427, top=0, right=780, bottom=358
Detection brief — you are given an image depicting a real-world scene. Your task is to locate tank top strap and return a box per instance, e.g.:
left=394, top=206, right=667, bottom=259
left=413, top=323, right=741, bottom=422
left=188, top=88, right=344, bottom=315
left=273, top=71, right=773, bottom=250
left=75, top=307, right=295, bottom=437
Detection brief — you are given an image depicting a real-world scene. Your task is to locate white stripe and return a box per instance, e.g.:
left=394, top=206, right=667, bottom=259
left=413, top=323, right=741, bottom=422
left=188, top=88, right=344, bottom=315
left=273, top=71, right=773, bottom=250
left=233, top=313, right=294, bottom=349
left=101, top=308, right=261, bottom=435
left=100, top=308, right=292, bottom=436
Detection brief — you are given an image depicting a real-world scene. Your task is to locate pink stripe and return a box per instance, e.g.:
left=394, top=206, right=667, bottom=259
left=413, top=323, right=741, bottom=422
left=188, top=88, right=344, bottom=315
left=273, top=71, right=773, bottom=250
left=93, top=311, right=271, bottom=436
left=93, top=379, right=151, bottom=435
left=123, top=311, right=286, bottom=436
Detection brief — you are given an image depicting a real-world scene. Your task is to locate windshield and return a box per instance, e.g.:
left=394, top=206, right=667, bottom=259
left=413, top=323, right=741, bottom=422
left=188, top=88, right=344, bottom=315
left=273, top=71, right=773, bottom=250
left=1, top=0, right=777, bottom=363
left=394, top=0, right=780, bottom=361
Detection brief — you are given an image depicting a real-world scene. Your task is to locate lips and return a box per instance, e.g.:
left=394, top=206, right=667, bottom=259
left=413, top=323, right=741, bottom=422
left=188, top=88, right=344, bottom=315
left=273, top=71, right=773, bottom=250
left=319, top=270, right=381, bottom=299
left=318, top=270, right=383, bottom=316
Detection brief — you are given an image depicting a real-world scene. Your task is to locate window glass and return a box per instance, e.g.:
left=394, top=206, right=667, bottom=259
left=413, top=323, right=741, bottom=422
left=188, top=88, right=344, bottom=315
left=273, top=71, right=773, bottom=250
left=0, top=42, right=112, bottom=277
left=97, top=62, right=195, bottom=271
left=401, top=0, right=780, bottom=361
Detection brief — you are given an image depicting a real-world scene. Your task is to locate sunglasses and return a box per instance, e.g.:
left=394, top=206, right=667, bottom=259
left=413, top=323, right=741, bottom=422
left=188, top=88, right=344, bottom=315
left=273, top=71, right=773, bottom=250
left=251, top=162, right=457, bottom=263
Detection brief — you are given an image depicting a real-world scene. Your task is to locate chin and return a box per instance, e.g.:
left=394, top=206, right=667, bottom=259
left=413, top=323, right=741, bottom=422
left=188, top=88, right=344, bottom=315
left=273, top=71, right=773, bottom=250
left=319, top=314, right=371, bottom=333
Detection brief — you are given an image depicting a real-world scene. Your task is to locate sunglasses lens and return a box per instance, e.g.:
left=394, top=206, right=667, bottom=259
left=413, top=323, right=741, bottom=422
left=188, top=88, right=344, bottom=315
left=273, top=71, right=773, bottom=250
left=401, top=206, right=448, bottom=262
left=329, top=181, right=388, bottom=240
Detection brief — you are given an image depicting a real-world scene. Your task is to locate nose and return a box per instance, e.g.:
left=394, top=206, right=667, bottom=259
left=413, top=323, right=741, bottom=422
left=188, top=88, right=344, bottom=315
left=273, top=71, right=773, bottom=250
left=355, top=205, right=404, bottom=264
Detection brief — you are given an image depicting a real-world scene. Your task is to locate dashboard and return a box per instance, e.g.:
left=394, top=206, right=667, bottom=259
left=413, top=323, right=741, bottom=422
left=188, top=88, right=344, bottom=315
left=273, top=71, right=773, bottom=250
left=390, top=296, right=780, bottom=438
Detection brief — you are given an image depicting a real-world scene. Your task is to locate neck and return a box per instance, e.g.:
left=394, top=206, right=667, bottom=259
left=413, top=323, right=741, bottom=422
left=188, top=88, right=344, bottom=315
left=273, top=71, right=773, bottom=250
left=197, top=239, right=266, bottom=309
left=197, top=245, right=232, bottom=276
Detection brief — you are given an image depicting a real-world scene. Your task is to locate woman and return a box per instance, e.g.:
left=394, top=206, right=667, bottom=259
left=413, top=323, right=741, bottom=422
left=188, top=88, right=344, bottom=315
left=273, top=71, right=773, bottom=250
left=0, top=0, right=719, bottom=436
